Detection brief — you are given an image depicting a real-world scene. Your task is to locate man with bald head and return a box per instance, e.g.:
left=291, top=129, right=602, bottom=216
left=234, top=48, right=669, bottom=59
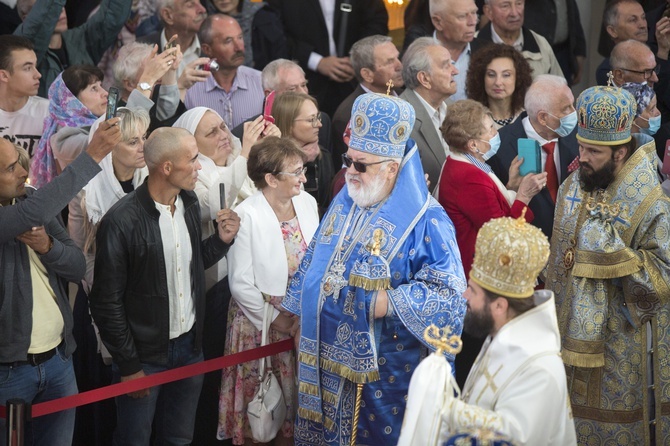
left=90, top=127, right=240, bottom=446
left=596, top=0, right=670, bottom=86
left=488, top=74, right=579, bottom=240
left=606, top=39, right=670, bottom=131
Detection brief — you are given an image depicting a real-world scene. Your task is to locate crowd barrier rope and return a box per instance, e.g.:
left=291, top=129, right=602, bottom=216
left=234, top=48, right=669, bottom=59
left=0, top=338, right=294, bottom=420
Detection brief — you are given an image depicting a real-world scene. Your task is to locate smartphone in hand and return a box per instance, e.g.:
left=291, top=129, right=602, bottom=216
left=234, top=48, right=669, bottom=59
left=106, top=87, right=120, bottom=121
left=219, top=183, right=226, bottom=209
left=517, top=138, right=541, bottom=176
left=263, top=90, right=276, bottom=124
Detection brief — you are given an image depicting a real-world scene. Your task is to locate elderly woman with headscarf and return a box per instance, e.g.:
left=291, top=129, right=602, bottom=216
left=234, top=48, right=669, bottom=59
left=173, top=106, right=280, bottom=291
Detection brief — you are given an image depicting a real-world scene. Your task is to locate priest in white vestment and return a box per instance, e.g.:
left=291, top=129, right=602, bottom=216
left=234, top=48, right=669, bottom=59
left=399, top=214, right=577, bottom=446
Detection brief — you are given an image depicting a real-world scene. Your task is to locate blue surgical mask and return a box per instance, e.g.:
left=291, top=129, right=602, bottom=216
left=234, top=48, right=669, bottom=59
left=478, top=133, right=501, bottom=161
left=639, top=114, right=661, bottom=136
left=547, top=110, right=578, bottom=137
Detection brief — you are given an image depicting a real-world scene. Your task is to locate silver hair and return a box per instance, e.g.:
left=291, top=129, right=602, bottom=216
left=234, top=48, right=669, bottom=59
left=261, top=59, right=304, bottom=91
left=428, top=0, right=448, bottom=17
left=115, top=107, right=151, bottom=143
left=113, top=42, right=153, bottom=89
left=524, top=74, right=569, bottom=117
left=144, top=127, right=192, bottom=169
left=401, top=37, right=439, bottom=90
left=350, top=35, right=393, bottom=84
left=156, top=0, right=176, bottom=25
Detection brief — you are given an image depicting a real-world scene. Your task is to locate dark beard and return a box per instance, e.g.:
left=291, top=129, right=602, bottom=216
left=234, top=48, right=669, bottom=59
left=463, top=305, right=494, bottom=339
left=579, top=157, right=616, bottom=192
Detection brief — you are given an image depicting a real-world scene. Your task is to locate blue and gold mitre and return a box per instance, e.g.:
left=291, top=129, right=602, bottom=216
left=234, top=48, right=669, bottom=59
left=576, top=85, right=636, bottom=146
left=443, top=431, right=515, bottom=446
left=349, top=93, right=415, bottom=158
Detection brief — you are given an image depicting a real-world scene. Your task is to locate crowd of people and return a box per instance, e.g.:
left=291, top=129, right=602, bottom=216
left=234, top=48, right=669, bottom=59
left=1, top=0, right=670, bottom=445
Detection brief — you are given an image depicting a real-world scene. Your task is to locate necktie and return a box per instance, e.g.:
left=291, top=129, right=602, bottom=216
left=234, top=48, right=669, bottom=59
left=542, top=142, right=559, bottom=203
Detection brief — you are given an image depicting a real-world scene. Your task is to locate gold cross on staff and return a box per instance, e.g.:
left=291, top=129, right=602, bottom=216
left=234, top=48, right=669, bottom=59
left=606, top=71, right=615, bottom=87
left=386, top=79, right=394, bottom=96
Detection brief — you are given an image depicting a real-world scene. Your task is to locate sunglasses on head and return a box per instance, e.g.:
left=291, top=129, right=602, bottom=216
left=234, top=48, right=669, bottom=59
left=341, top=154, right=392, bottom=173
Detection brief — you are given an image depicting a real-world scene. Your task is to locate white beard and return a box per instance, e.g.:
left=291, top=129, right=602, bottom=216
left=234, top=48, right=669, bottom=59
left=346, top=168, right=390, bottom=208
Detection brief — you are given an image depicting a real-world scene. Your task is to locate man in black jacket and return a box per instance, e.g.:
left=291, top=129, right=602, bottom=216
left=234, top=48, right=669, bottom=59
left=89, top=127, right=240, bottom=446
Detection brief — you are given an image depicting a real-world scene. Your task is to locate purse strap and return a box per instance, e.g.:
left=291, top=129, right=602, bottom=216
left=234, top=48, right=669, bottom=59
left=258, top=298, right=273, bottom=375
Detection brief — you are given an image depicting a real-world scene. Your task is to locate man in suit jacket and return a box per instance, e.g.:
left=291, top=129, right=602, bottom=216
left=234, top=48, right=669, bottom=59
left=487, top=75, right=578, bottom=240
left=400, top=37, right=458, bottom=193
left=332, top=35, right=403, bottom=164
left=267, top=0, right=388, bottom=116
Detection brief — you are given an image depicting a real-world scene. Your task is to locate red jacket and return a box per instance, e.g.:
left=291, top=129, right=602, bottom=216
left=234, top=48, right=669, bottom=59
left=438, top=155, right=533, bottom=277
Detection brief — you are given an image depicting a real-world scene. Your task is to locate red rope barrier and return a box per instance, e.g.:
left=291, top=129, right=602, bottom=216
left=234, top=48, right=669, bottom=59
left=0, top=338, right=293, bottom=419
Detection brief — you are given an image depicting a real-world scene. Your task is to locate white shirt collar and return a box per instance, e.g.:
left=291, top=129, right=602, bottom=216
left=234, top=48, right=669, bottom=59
left=490, top=25, right=523, bottom=52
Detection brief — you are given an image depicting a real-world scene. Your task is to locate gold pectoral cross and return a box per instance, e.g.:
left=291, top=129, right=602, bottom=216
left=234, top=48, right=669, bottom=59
left=386, top=79, right=394, bottom=96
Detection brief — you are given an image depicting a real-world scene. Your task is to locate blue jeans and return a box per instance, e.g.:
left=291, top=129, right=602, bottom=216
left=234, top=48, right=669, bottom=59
left=112, top=330, right=204, bottom=446
left=0, top=344, right=78, bottom=446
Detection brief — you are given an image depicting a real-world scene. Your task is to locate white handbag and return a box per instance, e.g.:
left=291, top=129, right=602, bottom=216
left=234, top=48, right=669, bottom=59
left=246, top=301, right=287, bottom=442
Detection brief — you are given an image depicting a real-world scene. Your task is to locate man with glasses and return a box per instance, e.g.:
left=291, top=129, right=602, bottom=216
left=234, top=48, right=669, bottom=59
left=606, top=39, right=670, bottom=146
left=596, top=0, right=670, bottom=86
left=283, top=92, right=466, bottom=446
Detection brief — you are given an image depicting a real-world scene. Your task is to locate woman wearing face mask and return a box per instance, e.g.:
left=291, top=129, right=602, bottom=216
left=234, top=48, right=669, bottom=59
left=438, top=100, right=547, bottom=278
left=621, top=82, right=662, bottom=137
left=621, top=81, right=670, bottom=196
left=437, top=99, right=547, bottom=390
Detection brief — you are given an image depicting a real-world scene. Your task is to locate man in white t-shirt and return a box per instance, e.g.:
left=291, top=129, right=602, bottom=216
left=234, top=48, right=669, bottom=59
left=0, top=35, right=49, bottom=158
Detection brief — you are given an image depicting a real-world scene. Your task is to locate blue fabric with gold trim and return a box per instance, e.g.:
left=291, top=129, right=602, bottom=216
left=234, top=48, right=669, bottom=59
left=283, top=139, right=467, bottom=445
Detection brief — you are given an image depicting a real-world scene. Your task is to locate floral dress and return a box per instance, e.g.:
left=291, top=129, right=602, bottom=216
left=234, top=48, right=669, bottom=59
left=217, top=216, right=307, bottom=444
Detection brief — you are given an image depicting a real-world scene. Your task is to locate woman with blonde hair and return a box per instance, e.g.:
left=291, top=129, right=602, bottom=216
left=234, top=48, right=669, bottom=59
left=272, top=91, right=334, bottom=214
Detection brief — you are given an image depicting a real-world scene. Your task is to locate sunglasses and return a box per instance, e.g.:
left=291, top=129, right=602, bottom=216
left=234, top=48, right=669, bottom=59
left=341, top=154, right=392, bottom=173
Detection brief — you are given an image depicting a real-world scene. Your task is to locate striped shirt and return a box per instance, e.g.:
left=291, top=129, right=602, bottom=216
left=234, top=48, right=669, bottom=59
left=464, top=153, right=493, bottom=174
left=185, top=65, right=264, bottom=129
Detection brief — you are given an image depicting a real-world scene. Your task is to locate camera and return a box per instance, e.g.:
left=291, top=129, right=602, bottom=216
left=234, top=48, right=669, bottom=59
left=199, top=59, right=220, bottom=72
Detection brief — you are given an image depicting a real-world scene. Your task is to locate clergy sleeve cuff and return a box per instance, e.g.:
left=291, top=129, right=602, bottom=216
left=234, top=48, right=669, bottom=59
left=573, top=248, right=640, bottom=279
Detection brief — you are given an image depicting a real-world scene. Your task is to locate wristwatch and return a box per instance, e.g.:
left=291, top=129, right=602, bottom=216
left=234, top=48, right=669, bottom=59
left=137, top=82, right=152, bottom=92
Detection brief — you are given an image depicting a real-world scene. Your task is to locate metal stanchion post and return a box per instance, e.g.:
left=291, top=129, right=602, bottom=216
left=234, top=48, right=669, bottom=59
left=6, top=399, right=28, bottom=446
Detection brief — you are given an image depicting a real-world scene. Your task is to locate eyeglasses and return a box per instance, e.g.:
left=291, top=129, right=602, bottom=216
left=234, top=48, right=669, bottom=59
left=294, top=112, right=322, bottom=128
left=619, top=65, right=661, bottom=79
left=341, top=154, right=392, bottom=173
left=275, top=166, right=308, bottom=177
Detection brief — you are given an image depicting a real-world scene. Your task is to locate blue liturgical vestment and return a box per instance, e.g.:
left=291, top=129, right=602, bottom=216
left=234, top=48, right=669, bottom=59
left=283, top=141, right=467, bottom=446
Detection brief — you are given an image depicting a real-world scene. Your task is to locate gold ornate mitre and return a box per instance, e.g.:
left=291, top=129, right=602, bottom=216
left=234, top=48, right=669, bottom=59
left=470, top=212, right=550, bottom=298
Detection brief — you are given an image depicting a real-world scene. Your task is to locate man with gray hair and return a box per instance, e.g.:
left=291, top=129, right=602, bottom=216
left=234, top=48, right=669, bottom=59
left=332, top=35, right=403, bottom=162
left=472, top=0, right=563, bottom=79
left=261, top=58, right=309, bottom=95
left=89, top=127, right=240, bottom=446
left=488, top=74, right=579, bottom=239
left=595, top=0, right=670, bottom=86
left=429, top=0, right=478, bottom=101
left=400, top=36, right=459, bottom=192
left=138, top=0, right=208, bottom=77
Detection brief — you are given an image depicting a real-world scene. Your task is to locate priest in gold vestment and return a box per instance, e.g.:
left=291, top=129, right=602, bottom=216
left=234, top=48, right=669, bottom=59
left=545, top=85, right=670, bottom=444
